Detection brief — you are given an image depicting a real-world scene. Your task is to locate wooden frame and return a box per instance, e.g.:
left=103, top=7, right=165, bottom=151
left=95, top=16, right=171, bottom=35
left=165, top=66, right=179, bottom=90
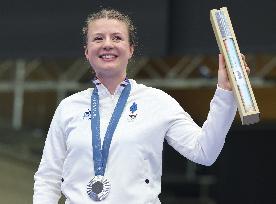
left=210, top=7, right=260, bottom=125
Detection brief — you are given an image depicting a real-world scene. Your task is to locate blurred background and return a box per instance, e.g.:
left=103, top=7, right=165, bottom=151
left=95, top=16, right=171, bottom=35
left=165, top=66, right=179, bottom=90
left=0, top=0, right=276, bottom=203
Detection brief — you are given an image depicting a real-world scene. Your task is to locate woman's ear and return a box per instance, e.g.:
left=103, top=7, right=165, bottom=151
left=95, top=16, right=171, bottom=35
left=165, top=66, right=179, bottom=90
left=84, top=46, right=89, bottom=60
left=129, top=45, right=134, bottom=59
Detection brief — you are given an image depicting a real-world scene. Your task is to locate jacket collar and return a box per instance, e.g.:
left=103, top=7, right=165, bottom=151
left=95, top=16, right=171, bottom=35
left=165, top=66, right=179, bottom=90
left=92, top=77, right=129, bottom=97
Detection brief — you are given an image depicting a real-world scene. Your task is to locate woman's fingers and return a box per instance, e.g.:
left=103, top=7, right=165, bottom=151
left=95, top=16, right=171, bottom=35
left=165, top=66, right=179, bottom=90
left=245, top=66, right=250, bottom=75
left=241, top=53, right=250, bottom=75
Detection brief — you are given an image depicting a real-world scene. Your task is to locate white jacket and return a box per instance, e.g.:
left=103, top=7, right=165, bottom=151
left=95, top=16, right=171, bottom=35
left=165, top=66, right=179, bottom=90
left=33, top=79, right=237, bottom=204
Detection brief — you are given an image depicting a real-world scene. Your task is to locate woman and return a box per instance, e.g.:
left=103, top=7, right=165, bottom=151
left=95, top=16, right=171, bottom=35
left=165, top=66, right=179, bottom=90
left=33, top=9, right=249, bottom=204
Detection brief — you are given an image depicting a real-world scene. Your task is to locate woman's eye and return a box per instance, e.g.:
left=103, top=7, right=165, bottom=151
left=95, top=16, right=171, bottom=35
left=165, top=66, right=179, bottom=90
left=113, top=36, right=122, bottom=41
left=93, top=37, right=103, bottom=41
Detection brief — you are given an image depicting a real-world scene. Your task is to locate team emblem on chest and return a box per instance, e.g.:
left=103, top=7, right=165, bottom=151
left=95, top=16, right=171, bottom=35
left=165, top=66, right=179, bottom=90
left=128, top=102, right=138, bottom=122
left=83, top=109, right=92, bottom=120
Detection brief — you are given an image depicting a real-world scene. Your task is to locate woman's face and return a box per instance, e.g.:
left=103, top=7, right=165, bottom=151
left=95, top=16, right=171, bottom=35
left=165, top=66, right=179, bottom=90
left=85, top=18, right=134, bottom=78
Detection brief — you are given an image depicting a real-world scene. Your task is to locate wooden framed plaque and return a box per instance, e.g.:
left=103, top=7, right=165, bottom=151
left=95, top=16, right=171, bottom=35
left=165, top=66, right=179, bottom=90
left=210, top=7, right=260, bottom=125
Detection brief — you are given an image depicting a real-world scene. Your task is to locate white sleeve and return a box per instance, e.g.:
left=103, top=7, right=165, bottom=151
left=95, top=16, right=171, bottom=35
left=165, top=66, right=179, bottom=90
left=33, top=103, right=66, bottom=204
left=165, top=87, right=237, bottom=166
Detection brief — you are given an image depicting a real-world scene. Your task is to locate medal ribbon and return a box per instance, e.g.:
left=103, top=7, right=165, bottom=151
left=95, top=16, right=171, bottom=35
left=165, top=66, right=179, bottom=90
left=91, top=80, right=131, bottom=176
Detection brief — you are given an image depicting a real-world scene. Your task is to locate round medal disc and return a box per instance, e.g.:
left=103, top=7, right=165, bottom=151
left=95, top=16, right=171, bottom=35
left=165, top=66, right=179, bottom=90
left=87, top=175, right=111, bottom=201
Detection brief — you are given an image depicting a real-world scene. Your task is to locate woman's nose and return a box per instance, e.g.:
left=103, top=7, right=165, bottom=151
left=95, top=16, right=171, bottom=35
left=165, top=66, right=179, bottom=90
left=102, top=38, right=114, bottom=50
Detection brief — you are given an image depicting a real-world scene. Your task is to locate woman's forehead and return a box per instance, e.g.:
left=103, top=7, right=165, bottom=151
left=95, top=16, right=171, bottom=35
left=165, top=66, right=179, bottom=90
left=88, top=18, right=128, bottom=34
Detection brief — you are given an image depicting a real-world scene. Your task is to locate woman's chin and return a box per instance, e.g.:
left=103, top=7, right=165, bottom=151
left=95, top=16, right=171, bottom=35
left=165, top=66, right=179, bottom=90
left=96, top=68, right=125, bottom=78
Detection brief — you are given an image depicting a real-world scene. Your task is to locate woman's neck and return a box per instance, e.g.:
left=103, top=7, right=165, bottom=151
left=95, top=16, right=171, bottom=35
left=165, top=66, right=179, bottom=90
left=96, top=73, right=126, bottom=95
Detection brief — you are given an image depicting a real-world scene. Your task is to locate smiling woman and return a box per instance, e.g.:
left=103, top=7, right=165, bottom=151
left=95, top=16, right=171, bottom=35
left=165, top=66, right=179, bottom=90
left=33, top=8, right=245, bottom=204
left=83, top=10, right=136, bottom=94
left=84, top=17, right=134, bottom=94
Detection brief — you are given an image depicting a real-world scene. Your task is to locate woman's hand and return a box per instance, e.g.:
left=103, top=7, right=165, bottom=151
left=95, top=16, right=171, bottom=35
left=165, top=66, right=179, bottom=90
left=217, top=53, right=250, bottom=91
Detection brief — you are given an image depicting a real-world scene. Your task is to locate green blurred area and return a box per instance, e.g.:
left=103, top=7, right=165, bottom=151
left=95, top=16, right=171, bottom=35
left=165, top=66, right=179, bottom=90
left=0, top=156, right=66, bottom=204
left=0, top=128, right=65, bottom=204
left=0, top=155, right=35, bottom=204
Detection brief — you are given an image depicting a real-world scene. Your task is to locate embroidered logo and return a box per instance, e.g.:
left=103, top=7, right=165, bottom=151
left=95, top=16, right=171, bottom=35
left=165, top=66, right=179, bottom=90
left=128, top=102, right=138, bottom=122
left=83, top=109, right=91, bottom=120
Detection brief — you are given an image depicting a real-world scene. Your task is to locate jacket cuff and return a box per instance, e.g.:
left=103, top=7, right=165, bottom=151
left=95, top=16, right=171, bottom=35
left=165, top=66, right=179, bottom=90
left=215, top=84, right=237, bottom=106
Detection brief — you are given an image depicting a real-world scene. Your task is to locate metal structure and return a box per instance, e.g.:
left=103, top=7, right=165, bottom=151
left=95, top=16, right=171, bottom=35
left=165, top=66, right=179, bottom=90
left=0, top=55, right=276, bottom=130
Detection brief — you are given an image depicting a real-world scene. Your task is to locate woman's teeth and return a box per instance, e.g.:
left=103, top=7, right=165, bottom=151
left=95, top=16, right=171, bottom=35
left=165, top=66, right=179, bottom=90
left=101, top=54, right=116, bottom=59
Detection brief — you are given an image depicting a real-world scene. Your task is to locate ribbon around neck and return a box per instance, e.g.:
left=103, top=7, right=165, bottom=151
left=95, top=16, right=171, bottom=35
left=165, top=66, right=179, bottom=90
left=91, top=80, right=131, bottom=176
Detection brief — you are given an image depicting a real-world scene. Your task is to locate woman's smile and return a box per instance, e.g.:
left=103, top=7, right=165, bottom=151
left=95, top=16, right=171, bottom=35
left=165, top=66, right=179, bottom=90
left=99, top=53, right=118, bottom=61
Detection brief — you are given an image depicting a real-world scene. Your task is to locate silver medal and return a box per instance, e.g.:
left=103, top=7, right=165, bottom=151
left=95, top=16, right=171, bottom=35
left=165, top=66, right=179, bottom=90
left=87, top=175, right=111, bottom=201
